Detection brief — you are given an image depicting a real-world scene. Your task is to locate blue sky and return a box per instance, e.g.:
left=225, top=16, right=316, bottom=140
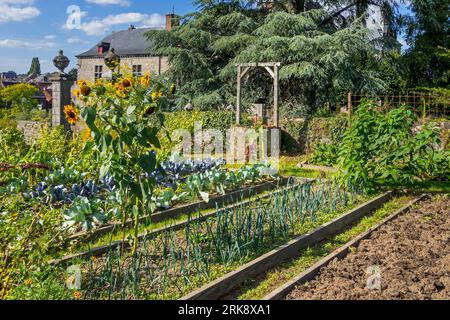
left=0, top=1, right=411, bottom=75
left=0, top=0, right=195, bottom=74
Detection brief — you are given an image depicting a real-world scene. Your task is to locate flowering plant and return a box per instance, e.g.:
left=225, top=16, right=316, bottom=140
left=70, top=73, right=172, bottom=252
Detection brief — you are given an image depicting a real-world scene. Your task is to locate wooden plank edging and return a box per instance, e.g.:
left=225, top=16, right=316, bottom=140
left=262, top=194, right=427, bottom=300
left=180, top=191, right=394, bottom=300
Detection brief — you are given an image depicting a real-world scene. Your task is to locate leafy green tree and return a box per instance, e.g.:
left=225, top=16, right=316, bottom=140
left=27, top=57, right=41, bottom=76
left=148, top=0, right=388, bottom=114
left=0, top=83, right=38, bottom=112
left=68, top=68, right=78, bottom=80
left=400, top=0, right=449, bottom=87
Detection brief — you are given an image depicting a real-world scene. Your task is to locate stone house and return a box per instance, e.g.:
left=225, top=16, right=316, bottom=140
left=76, top=14, right=177, bottom=82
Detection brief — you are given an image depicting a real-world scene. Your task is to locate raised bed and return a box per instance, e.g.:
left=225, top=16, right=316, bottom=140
left=180, top=191, right=394, bottom=300
left=66, top=177, right=293, bottom=243
left=263, top=194, right=427, bottom=300
left=50, top=177, right=307, bottom=265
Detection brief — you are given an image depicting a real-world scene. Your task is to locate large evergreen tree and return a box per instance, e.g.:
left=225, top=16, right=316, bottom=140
left=147, top=0, right=388, bottom=114
left=27, top=57, right=41, bottom=76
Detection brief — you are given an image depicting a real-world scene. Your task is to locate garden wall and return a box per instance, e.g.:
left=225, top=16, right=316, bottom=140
left=280, top=116, right=349, bottom=155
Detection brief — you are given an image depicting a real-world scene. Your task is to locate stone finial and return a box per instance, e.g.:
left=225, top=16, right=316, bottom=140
left=53, top=50, right=70, bottom=74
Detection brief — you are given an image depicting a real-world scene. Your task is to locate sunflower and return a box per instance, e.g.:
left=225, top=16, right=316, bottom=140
left=81, top=128, right=92, bottom=142
left=120, top=77, right=132, bottom=88
left=72, top=89, right=80, bottom=99
left=77, top=80, right=87, bottom=87
left=115, top=83, right=130, bottom=98
left=79, top=85, right=92, bottom=96
left=144, top=106, right=156, bottom=117
left=73, top=291, right=82, bottom=299
left=64, top=105, right=79, bottom=125
left=151, top=90, right=163, bottom=102
left=140, top=73, right=151, bottom=87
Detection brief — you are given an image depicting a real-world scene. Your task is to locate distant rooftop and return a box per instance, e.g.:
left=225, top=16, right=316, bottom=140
left=76, top=27, right=161, bottom=58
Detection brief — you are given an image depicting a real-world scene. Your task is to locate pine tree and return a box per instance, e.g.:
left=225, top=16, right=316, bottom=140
left=147, top=0, right=388, bottom=114
left=27, top=57, right=41, bottom=76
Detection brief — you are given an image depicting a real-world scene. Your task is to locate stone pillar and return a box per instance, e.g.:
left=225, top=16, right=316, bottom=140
left=51, top=73, right=74, bottom=130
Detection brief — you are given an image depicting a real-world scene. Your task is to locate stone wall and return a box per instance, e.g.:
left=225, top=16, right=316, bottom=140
left=78, top=56, right=169, bottom=82
left=280, top=116, right=349, bottom=155
left=16, top=120, right=50, bottom=144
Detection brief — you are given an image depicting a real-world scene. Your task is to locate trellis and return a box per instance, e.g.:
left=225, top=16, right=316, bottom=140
left=236, top=62, right=281, bottom=127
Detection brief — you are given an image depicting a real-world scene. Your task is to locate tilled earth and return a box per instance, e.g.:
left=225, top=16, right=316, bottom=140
left=286, top=195, right=450, bottom=300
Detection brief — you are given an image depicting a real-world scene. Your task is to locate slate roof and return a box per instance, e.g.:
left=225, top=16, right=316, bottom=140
left=76, top=27, right=160, bottom=58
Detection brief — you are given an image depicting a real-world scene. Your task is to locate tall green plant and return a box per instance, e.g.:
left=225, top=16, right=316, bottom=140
left=338, top=100, right=450, bottom=190
left=74, top=75, right=169, bottom=254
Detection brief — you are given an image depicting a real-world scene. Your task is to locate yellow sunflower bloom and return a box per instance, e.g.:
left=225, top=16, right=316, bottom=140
left=151, top=90, right=163, bottom=102
left=72, top=89, right=80, bottom=99
left=79, top=85, right=92, bottom=96
left=73, top=291, right=82, bottom=299
left=64, top=105, right=79, bottom=125
left=140, top=73, right=151, bottom=87
left=81, top=128, right=92, bottom=142
left=120, top=77, right=132, bottom=88
left=77, top=80, right=87, bottom=87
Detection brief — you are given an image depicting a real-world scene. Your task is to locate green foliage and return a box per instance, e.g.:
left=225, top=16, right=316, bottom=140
left=310, top=143, right=339, bottom=166
left=63, top=197, right=107, bottom=232
left=148, top=1, right=386, bottom=113
left=77, top=75, right=169, bottom=253
left=156, top=110, right=235, bottom=157
left=27, top=57, right=41, bottom=76
left=68, top=68, right=78, bottom=81
left=400, top=0, right=449, bottom=87
left=0, top=84, right=38, bottom=112
left=23, top=126, right=81, bottom=168
left=338, top=100, right=450, bottom=190
left=0, top=195, right=65, bottom=298
left=0, top=127, right=28, bottom=162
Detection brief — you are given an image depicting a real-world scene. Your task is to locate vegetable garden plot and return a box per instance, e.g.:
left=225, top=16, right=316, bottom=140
left=57, top=180, right=364, bottom=300
left=65, top=176, right=293, bottom=245
left=50, top=177, right=302, bottom=264
left=285, top=194, right=450, bottom=300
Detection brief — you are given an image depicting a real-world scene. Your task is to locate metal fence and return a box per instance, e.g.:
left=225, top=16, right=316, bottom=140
left=340, top=92, right=450, bottom=118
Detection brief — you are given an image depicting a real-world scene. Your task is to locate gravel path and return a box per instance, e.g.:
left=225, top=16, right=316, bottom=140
left=286, top=195, right=450, bottom=300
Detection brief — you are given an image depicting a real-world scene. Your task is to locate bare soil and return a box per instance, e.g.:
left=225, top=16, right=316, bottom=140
left=286, top=195, right=450, bottom=300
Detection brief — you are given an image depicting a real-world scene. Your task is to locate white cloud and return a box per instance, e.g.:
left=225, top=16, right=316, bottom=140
left=0, top=37, right=56, bottom=50
left=0, top=0, right=40, bottom=24
left=67, top=37, right=88, bottom=44
left=85, top=0, right=131, bottom=6
left=76, top=12, right=164, bottom=36
left=44, top=35, right=56, bottom=40
left=141, top=13, right=166, bottom=29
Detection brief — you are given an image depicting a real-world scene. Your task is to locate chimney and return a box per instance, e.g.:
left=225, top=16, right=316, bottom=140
left=165, top=13, right=177, bottom=32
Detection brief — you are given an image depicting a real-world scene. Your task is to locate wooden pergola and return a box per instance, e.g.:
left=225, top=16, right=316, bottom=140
left=236, top=62, right=281, bottom=127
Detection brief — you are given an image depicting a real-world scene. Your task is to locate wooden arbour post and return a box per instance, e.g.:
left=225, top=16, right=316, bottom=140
left=235, top=62, right=281, bottom=127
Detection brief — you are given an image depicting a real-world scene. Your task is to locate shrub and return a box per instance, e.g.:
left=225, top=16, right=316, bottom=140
left=310, top=143, right=339, bottom=166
